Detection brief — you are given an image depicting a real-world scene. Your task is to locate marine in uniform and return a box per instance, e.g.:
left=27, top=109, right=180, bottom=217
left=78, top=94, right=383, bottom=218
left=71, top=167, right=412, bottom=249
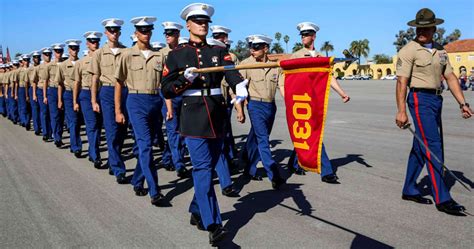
left=73, top=31, right=103, bottom=168
left=284, top=22, right=350, bottom=183
left=57, top=39, right=83, bottom=157
left=17, top=54, right=32, bottom=130
left=10, top=60, right=20, bottom=124
left=161, top=3, right=249, bottom=244
left=115, top=16, right=166, bottom=203
left=89, top=18, right=129, bottom=183
left=34, top=48, right=53, bottom=141
left=45, top=43, right=66, bottom=147
left=159, top=21, right=188, bottom=177
left=395, top=8, right=473, bottom=215
left=0, top=64, right=6, bottom=117
left=28, top=51, right=43, bottom=135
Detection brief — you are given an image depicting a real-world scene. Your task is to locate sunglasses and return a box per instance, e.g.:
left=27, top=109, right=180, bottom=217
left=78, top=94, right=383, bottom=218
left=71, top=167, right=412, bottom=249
left=43, top=52, right=52, bottom=56
left=300, top=31, right=315, bottom=37
left=69, top=46, right=80, bottom=51
left=163, top=30, right=179, bottom=36
left=106, top=27, right=121, bottom=33
left=53, top=49, right=64, bottom=53
left=251, top=43, right=266, bottom=51
left=87, top=38, right=100, bottom=43
left=137, top=28, right=153, bottom=34
left=212, top=33, right=227, bottom=39
left=190, top=19, right=209, bottom=25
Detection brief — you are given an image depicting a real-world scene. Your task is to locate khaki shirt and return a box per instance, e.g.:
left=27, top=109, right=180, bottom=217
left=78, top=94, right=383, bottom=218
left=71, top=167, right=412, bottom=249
left=278, top=47, right=323, bottom=88
left=3, top=71, right=10, bottom=85
left=47, top=60, right=60, bottom=87
left=36, top=62, right=50, bottom=88
left=73, top=55, right=94, bottom=89
left=28, top=66, right=38, bottom=86
left=56, top=59, right=77, bottom=90
left=10, top=69, right=20, bottom=85
left=161, top=46, right=172, bottom=61
left=18, top=67, right=29, bottom=87
left=396, top=41, right=453, bottom=89
left=115, top=45, right=164, bottom=92
left=240, top=55, right=280, bottom=101
left=89, top=42, right=127, bottom=85
left=222, top=52, right=240, bottom=100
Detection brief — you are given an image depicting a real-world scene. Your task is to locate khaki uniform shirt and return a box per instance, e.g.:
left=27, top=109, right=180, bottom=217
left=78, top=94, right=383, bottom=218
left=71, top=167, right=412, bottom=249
left=115, top=45, right=164, bottom=92
left=396, top=41, right=453, bottom=89
left=161, top=46, right=172, bottom=61
left=10, top=69, right=20, bottom=86
left=89, top=42, right=127, bottom=86
left=278, top=47, right=323, bottom=88
left=4, top=72, right=10, bottom=85
left=28, top=66, right=39, bottom=86
left=47, top=60, right=61, bottom=87
left=73, top=55, right=94, bottom=89
left=56, top=59, right=77, bottom=91
left=36, top=62, right=50, bottom=89
left=18, top=67, right=29, bottom=87
left=240, top=55, right=280, bottom=102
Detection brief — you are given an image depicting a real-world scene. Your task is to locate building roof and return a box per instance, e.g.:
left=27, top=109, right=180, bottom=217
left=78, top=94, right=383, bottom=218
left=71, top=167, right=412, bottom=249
left=444, top=39, right=474, bottom=53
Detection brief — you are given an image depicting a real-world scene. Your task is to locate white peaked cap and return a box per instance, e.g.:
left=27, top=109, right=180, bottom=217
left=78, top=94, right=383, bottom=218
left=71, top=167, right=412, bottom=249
left=180, top=3, right=214, bottom=21
left=206, top=38, right=226, bottom=47
left=130, top=34, right=138, bottom=42
left=250, top=34, right=272, bottom=44
left=65, top=39, right=82, bottom=46
left=61, top=53, right=69, bottom=59
left=21, top=54, right=31, bottom=59
left=83, top=50, right=89, bottom=56
left=31, top=51, right=41, bottom=56
left=51, top=43, right=65, bottom=50
left=178, top=37, right=189, bottom=45
left=210, top=25, right=231, bottom=34
left=130, top=16, right=157, bottom=26
left=162, top=21, right=183, bottom=30
left=101, top=18, right=124, bottom=27
left=245, top=35, right=256, bottom=43
left=41, top=47, right=53, bottom=53
left=151, top=42, right=166, bottom=49
left=297, top=22, right=320, bottom=33
left=83, top=31, right=103, bottom=39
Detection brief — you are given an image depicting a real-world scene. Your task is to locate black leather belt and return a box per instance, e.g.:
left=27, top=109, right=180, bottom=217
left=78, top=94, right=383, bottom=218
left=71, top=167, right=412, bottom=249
left=410, top=88, right=443, bottom=95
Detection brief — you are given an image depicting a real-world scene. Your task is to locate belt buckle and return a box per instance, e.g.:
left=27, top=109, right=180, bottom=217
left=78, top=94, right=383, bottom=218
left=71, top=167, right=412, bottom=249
left=201, top=89, right=210, bottom=96
left=436, top=88, right=443, bottom=95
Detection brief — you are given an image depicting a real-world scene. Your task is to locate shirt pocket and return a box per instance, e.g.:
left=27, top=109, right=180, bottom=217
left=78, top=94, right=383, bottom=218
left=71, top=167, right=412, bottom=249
left=130, top=61, right=144, bottom=83
left=100, top=57, right=114, bottom=76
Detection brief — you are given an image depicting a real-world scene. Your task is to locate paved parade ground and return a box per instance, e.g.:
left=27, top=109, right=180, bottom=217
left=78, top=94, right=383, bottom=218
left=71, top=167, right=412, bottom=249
left=0, top=80, right=472, bottom=248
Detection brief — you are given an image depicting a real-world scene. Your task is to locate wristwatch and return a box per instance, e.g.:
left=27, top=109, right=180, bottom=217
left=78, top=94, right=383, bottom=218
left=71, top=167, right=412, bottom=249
left=460, top=103, right=470, bottom=109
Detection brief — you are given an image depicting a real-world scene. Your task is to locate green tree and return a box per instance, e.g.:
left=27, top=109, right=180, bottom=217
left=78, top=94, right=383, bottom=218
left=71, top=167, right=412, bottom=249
left=372, top=54, right=393, bottom=64
left=394, top=27, right=462, bottom=50
left=271, top=43, right=284, bottom=54
left=349, top=39, right=370, bottom=74
left=230, top=40, right=250, bottom=61
left=292, top=42, right=303, bottom=52
left=275, top=32, right=282, bottom=43
left=393, top=28, right=415, bottom=52
left=320, top=41, right=334, bottom=57
left=283, top=35, right=290, bottom=53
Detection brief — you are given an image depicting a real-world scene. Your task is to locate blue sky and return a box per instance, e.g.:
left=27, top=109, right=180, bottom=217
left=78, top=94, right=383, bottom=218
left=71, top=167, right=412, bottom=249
left=0, top=0, right=473, bottom=60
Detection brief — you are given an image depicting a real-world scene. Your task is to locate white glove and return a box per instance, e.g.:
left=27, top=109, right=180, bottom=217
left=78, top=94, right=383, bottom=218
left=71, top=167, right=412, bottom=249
left=231, top=79, right=249, bottom=104
left=184, top=67, right=198, bottom=82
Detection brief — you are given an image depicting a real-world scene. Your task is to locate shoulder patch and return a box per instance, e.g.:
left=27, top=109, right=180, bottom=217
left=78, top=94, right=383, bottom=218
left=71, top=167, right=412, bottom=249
left=397, top=58, right=402, bottom=68
left=163, top=64, right=169, bottom=77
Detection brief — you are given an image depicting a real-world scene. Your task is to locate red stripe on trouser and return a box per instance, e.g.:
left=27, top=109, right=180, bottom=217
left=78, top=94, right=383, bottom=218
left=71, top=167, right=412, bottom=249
left=413, top=92, right=440, bottom=204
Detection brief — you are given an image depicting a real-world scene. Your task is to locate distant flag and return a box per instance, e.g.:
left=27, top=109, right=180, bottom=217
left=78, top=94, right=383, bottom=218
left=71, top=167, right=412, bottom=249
left=0, top=45, right=3, bottom=64
left=6, top=47, right=11, bottom=62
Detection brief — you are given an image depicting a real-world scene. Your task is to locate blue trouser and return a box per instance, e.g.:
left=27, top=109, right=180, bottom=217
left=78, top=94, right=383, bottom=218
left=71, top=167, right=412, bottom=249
left=79, top=90, right=102, bottom=161
left=18, top=87, right=30, bottom=126
left=29, top=87, right=41, bottom=133
left=127, top=94, right=161, bottom=198
left=403, top=91, right=451, bottom=204
left=0, top=96, right=5, bottom=115
left=223, top=97, right=236, bottom=161
left=64, top=90, right=82, bottom=153
left=245, top=100, right=281, bottom=181
left=47, top=87, right=64, bottom=142
left=187, top=137, right=224, bottom=229
left=37, top=89, right=52, bottom=138
left=288, top=144, right=334, bottom=177
left=100, top=86, right=128, bottom=176
left=8, top=88, right=19, bottom=122
left=160, top=93, right=185, bottom=170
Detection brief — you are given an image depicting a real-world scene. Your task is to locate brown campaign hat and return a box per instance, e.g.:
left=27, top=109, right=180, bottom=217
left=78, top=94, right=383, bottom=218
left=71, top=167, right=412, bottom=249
left=407, top=8, right=444, bottom=27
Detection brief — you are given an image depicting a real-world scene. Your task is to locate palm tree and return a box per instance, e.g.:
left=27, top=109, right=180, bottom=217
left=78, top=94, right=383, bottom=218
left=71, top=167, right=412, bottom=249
left=320, top=41, right=334, bottom=57
left=349, top=39, right=370, bottom=66
left=292, top=42, right=303, bottom=52
left=283, top=35, right=290, bottom=53
left=275, top=32, right=282, bottom=43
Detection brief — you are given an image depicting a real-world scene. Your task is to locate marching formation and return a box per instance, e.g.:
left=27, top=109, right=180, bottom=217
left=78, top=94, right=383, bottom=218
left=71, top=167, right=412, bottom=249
left=0, top=4, right=472, bottom=246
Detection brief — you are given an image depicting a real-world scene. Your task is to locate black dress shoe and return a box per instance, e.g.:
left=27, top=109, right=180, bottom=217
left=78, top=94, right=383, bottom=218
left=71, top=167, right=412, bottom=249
left=177, top=167, right=189, bottom=178
left=42, top=136, right=49, bottom=142
left=25, top=125, right=31, bottom=131
left=190, top=213, right=205, bottom=231
left=34, top=131, right=41, bottom=136
left=151, top=191, right=166, bottom=206
left=54, top=141, right=64, bottom=148
left=294, top=167, right=306, bottom=175
left=271, top=177, right=286, bottom=190
left=208, top=224, right=227, bottom=246
left=436, top=200, right=466, bottom=216
left=222, top=185, right=239, bottom=197
left=133, top=186, right=148, bottom=196
left=163, top=164, right=175, bottom=171
left=116, top=173, right=129, bottom=184
left=94, top=159, right=102, bottom=169
left=402, top=194, right=433, bottom=205
left=321, top=174, right=340, bottom=184
left=244, top=173, right=263, bottom=181
left=74, top=151, right=81, bottom=158
left=108, top=167, right=114, bottom=176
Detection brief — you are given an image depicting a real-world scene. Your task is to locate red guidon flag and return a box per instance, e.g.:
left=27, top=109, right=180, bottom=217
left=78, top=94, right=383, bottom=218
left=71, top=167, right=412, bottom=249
left=280, top=57, right=333, bottom=173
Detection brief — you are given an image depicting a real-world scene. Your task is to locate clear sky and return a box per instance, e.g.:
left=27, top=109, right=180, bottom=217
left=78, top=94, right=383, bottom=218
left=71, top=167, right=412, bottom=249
left=0, top=0, right=473, bottom=60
